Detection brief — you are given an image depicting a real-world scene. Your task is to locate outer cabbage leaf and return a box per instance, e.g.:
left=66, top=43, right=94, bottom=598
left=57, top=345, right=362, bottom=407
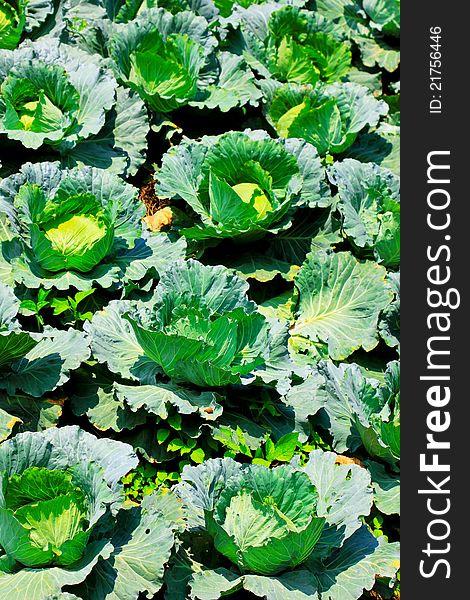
left=73, top=490, right=183, bottom=600
left=345, top=123, right=400, bottom=176
left=379, top=271, right=399, bottom=349
left=134, top=255, right=254, bottom=313
left=273, top=369, right=326, bottom=442
left=172, top=451, right=398, bottom=600
left=0, top=282, right=90, bottom=397
left=363, top=0, right=400, bottom=36
left=0, top=425, right=139, bottom=490
left=0, top=540, right=113, bottom=600
left=328, top=159, right=400, bottom=267
left=70, top=364, right=223, bottom=432
left=168, top=0, right=309, bottom=23
left=0, top=401, right=21, bottom=440
left=361, top=360, right=400, bottom=463
left=290, top=250, right=393, bottom=361
left=266, top=207, right=342, bottom=266
left=85, top=299, right=160, bottom=383
left=304, top=526, right=400, bottom=600
left=190, top=50, right=262, bottom=112
left=298, top=450, right=373, bottom=548
left=68, top=364, right=149, bottom=433
left=114, top=382, right=223, bottom=421
left=225, top=252, right=299, bottom=283
left=188, top=567, right=316, bottom=600
left=62, top=86, right=149, bottom=177
left=0, top=390, right=63, bottom=441
left=367, top=460, right=400, bottom=515
left=355, top=34, right=399, bottom=72
left=314, top=0, right=400, bottom=72
left=310, top=361, right=400, bottom=465
left=175, top=457, right=244, bottom=529
left=0, top=326, right=90, bottom=397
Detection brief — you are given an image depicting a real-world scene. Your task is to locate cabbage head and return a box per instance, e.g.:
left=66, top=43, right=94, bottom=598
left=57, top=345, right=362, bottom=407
left=205, top=464, right=325, bottom=575
left=156, top=129, right=329, bottom=241
left=0, top=0, right=57, bottom=50
left=123, top=259, right=272, bottom=387
left=0, top=426, right=181, bottom=599
left=0, top=0, right=26, bottom=49
left=30, top=194, right=113, bottom=274
left=107, top=7, right=261, bottom=113
left=0, top=162, right=186, bottom=290
left=0, top=39, right=149, bottom=176
left=1, top=466, right=97, bottom=567
left=230, top=4, right=352, bottom=85
left=265, top=82, right=388, bottom=155
left=173, top=452, right=400, bottom=599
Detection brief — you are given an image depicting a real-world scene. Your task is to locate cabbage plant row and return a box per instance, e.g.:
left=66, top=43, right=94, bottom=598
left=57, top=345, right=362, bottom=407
left=0, top=0, right=400, bottom=599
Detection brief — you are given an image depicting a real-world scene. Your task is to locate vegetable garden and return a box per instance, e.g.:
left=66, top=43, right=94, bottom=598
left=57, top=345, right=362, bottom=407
left=0, top=1, right=400, bottom=599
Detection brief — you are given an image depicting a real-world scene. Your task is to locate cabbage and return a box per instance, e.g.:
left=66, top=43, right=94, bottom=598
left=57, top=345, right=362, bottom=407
left=123, top=259, right=272, bottom=387
left=0, top=426, right=181, bottom=598
left=0, top=162, right=186, bottom=290
left=107, top=7, right=261, bottom=113
left=30, top=193, right=114, bottom=273
left=229, top=5, right=352, bottom=85
left=0, top=0, right=56, bottom=50
left=156, top=129, right=330, bottom=241
left=0, top=466, right=92, bottom=567
left=172, top=452, right=399, bottom=599
left=0, top=40, right=149, bottom=175
left=206, top=464, right=325, bottom=575
left=264, top=82, right=388, bottom=155
left=0, top=0, right=26, bottom=50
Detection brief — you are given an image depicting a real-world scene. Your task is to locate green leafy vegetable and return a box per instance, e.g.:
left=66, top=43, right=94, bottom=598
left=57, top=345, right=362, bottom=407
left=0, top=161, right=185, bottom=290
left=0, top=40, right=149, bottom=175
left=265, top=82, right=388, bottom=155
left=156, top=129, right=330, bottom=241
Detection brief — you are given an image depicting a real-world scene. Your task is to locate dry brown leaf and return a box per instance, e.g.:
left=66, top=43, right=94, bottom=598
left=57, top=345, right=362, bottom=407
left=139, top=180, right=170, bottom=213
left=144, top=207, right=174, bottom=231
left=46, top=396, right=66, bottom=406
left=335, top=454, right=364, bottom=468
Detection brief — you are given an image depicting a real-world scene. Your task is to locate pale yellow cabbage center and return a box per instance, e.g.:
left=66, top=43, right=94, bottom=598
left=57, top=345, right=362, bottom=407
left=231, top=182, right=272, bottom=219
left=44, top=214, right=106, bottom=256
